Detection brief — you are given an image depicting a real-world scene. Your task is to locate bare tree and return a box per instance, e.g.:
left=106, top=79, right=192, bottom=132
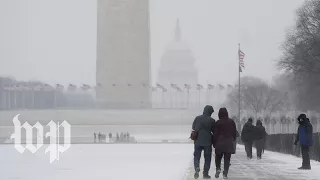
left=278, top=0, right=320, bottom=111
left=226, top=76, right=287, bottom=117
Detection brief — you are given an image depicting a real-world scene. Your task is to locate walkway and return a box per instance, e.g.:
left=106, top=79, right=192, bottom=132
left=185, top=145, right=320, bottom=180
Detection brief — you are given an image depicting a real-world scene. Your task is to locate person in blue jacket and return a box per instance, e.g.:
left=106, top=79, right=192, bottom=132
left=294, top=114, right=313, bottom=170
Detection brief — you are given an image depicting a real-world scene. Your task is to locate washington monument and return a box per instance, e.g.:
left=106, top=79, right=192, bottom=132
left=96, top=0, right=151, bottom=108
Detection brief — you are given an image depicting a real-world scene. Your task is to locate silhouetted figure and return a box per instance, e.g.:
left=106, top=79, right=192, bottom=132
left=94, top=133, right=97, bottom=143
left=109, top=133, right=112, bottom=139
left=120, top=132, right=124, bottom=141
left=192, top=105, right=215, bottom=179
left=98, top=132, right=101, bottom=142
left=213, top=108, right=237, bottom=179
left=254, top=120, right=267, bottom=159
left=116, top=133, right=120, bottom=142
left=294, top=114, right=313, bottom=170
left=241, top=118, right=255, bottom=159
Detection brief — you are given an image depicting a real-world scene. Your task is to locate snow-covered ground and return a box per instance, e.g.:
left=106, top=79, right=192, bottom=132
left=2, top=143, right=320, bottom=180
left=186, top=145, right=320, bottom=180
left=0, top=144, right=193, bottom=180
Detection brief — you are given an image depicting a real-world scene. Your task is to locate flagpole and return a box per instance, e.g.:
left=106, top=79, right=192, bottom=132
left=32, top=90, right=35, bottom=109
left=54, top=90, right=57, bottom=109
left=14, top=90, right=17, bottom=109
left=238, top=43, right=241, bottom=128
left=22, top=89, right=26, bottom=109
left=187, top=89, right=189, bottom=109
left=169, top=84, right=172, bottom=109
left=8, top=90, right=11, bottom=109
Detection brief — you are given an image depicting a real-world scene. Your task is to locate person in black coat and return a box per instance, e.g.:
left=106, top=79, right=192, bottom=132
left=212, top=107, right=237, bottom=179
left=192, top=105, right=215, bottom=179
left=254, top=120, right=267, bottom=159
left=241, top=118, right=255, bottom=159
left=294, top=114, right=313, bottom=170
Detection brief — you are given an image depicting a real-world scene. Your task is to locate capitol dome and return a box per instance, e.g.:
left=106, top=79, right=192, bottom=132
left=157, top=19, right=199, bottom=88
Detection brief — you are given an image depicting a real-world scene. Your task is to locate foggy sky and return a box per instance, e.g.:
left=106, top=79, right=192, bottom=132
left=0, top=0, right=305, bottom=87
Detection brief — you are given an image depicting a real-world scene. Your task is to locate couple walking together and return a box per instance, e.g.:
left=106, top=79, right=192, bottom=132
left=192, top=105, right=237, bottom=179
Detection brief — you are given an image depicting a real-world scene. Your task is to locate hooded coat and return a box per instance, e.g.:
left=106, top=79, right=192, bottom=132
left=212, top=108, right=237, bottom=154
left=241, top=120, right=255, bottom=143
left=295, top=116, right=313, bottom=146
left=254, top=120, right=267, bottom=150
left=192, top=105, right=215, bottom=146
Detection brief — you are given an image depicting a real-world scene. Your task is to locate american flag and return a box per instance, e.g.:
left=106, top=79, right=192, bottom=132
left=81, top=84, right=91, bottom=91
left=68, top=84, right=77, bottom=91
left=4, top=85, right=17, bottom=91
left=197, top=84, right=203, bottom=90
left=142, top=83, right=149, bottom=88
left=43, top=84, right=54, bottom=91
left=175, top=86, right=183, bottom=92
left=156, top=83, right=163, bottom=89
left=13, top=84, right=24, bottom=91
left=56, top=84, right=64, bottom=91
left=33, top=84, right=43, bottom=91
left=239, top=49, right=245, bottom=72
left=171, top=83, right=178, bottom=89
left=208, top=84, right=215, bottom=90
left=23, top=84, right=32, bottom=91
left=184, top=84, right=191, bottom=90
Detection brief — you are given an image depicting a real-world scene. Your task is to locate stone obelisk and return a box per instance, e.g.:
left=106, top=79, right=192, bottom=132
left=96, top=0, right=151, bottom=109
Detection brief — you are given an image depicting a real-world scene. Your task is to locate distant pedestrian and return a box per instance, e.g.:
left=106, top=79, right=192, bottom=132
left=213, top=107, right=237, bottom=179
left=120, top=132, right=124, bottom=141
left=254, top=120, right=267, bottom=160
left=241, top=118, right=255, bottom=159
left=94, top=133, right=97, bottom=143
left=98, top=132, right=101, bottom=142
left=191, top=105, right=215, bottom=179
left=109, top=133, right=113, bottom=140
left=294, top=114, right=313, bottom=170
left=116, top=133, right=120, bottom=142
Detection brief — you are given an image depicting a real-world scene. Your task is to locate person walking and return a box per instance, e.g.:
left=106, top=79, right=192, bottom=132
left=191, top=105, right=215, bottom=179
left=116, top=133, right=120, bottom=142
left=241, top=118, right=255, bottom=159
left=213, top=107, right=237, bottom=179
left=254, top=120, right=267, bottom=160
left=294, top=114, right=313, bottom=170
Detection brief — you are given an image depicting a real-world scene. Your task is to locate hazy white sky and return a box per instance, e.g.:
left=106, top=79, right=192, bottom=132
left=0, top=0, right=305, bottom=87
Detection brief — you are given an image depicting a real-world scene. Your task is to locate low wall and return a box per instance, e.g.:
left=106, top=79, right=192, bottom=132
left=238, top=133, right=320, bottom=162
left=0, top=109, right=198, bottom=126
left=264, top=133, right=320, bottom=162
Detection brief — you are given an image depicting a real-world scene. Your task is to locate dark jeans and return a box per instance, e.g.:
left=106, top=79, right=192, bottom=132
left=301, top=145, right=311, bottom=168
left=244, top=141, right=253, bottom=158
left=194, top=145, right=212, bottom=173
left=215, top=152, right=232, bottom=176
left=257, top=147, right=263, bottom=158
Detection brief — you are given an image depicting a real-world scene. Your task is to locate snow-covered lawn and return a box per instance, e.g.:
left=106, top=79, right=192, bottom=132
left=0, top=144, right=193, bottom=180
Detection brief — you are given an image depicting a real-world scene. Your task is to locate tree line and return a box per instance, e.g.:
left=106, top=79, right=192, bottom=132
left=226, top=0, right=320, bottom=115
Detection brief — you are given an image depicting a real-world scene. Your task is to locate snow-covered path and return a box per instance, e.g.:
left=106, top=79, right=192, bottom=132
left=186, top=145, right=320, bottom=180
